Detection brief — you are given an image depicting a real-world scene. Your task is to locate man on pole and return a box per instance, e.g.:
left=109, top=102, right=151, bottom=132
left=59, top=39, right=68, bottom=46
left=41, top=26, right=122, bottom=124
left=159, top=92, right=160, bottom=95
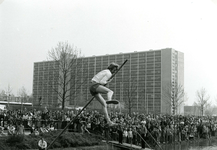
left=89, top=62, right=119, bottom=126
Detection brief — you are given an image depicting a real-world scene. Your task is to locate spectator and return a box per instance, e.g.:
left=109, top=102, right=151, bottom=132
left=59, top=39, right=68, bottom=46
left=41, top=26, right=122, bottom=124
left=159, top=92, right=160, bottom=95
left=117, top=125, right=123, bottom=144
left=132, top=126, right=138, bottom=145
left=22, top=113, right=28, bottom=128
left=30, top=123, right=36, bottom=134
left=165, top=125, right=173, bottom=143
left=160, top=118, right=166, bottom=143
left=38, top=137, right=47, bottom=150
left=49, top=123, right=55, bottom=131
left=128, top=127, right=133, bottom=145
left=152, top=124, right=161, bottom=144
left=123, top=127, right=128, bottom=143
left=140, top=122, right=147, bottom=149
left=80, top=117, right=90, bottom=134
left=7, top=123, right=16, bottom=135
left=0, top=125, right=5, bottom=136
left=33, top=128, right=40, bottom=136
left=16, top=122, right=24, bottom=135
left=39, top=124, right=48, bottom=133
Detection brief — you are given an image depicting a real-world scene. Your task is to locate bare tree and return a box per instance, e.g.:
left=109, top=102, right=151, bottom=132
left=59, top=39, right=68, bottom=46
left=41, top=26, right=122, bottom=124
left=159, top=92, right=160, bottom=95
left=215, top=95, right=217, bottom=106
left=18, top=86, right=29, bottom=110
left=0, top=90, right=7, bottom=101
left=47, top=41, right=86, bottom=110
left=204, top=103, right=215, bottom=116
left=5, top=84, right=13, bottom=101
left=163, top=83, right=185, bottom=115
left=195, top=87, right=210, bottom=116
left=122, top=78, right=138, bottom=116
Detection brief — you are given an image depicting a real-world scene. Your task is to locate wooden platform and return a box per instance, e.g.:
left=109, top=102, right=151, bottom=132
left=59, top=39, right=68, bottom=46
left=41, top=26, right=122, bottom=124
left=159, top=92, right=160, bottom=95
left=105, top=140, right=154, bottom=150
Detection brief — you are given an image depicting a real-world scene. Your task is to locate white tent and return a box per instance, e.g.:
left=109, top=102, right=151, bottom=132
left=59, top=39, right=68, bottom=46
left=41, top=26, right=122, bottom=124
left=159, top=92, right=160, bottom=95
left=0, top=104, right=6, bottom=110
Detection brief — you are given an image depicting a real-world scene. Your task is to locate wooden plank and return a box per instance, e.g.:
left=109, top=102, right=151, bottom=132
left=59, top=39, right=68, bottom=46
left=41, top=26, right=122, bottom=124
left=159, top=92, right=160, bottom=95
left=108, top=140, right=153, bottom=150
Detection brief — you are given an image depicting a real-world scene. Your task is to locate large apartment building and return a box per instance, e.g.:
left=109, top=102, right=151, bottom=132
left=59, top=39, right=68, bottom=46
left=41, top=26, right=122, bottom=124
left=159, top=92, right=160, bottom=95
left=32, top=48, right=184, bottom=114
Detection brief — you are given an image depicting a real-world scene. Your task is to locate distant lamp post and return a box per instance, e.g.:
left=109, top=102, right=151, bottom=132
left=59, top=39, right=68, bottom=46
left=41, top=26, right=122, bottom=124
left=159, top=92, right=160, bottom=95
left=27, top=96, right=29, bottom=103
left=146, top=94, right=154, bottom=114
left=7, top=93, right=11, bottom=109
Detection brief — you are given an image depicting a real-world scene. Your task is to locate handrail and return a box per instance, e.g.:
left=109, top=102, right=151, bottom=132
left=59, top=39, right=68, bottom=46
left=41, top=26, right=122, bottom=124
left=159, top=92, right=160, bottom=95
left=105, top=129, right=152, bottom=150
left=135, top=130, right=152, bottom=149
left=146, top=129, right=163, bottom=150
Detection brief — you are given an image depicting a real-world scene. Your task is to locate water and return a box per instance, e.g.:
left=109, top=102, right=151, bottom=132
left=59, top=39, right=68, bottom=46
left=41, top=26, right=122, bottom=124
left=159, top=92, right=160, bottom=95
left=155, top=138, right=217, bottom=150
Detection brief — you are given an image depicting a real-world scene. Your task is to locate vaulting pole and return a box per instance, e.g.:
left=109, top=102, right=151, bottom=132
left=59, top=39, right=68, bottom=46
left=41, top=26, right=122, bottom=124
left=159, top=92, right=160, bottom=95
left=47, top=59, right=128, bottom=149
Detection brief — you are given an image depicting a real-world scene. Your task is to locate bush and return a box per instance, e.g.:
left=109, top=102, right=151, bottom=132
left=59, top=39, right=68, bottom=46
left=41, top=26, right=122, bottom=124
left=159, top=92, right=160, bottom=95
left=6, top=134, right=25, bottom=146
left=0, top=131, right=105, bottom=150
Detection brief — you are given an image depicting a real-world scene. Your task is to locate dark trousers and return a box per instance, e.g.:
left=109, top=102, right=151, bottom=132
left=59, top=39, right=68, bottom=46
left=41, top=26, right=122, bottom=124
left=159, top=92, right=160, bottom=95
left=118, top=131, right=123, bottom=144
left=61, top=121, right=67, bottom=129
left=141, top=133, right=146, bottom=148
left=38, top=147, right=46, bottom=150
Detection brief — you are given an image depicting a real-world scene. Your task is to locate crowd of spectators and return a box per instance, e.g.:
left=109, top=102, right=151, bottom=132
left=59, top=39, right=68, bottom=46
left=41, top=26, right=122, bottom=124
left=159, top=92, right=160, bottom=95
left=107, top=112, right=217, bottom=148
left=0, top=107, right=217, bottom=149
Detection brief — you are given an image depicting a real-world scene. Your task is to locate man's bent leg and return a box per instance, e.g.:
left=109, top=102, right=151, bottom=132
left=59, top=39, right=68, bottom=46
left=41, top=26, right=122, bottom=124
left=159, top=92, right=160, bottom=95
left=94, top=94, right=111, bottom=123
left=107, top=90, right=113, bottom=101
left=95, top=85, right=113, bottom=101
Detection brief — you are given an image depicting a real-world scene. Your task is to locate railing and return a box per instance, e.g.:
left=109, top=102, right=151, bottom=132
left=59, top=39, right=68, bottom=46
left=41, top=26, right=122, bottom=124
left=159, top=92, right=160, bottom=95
left=135, top=130, right=152, bottom=149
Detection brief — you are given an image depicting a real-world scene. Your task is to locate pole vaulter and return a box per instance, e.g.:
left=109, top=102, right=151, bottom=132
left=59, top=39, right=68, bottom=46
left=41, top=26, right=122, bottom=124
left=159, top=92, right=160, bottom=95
left=47, top=59, right=128, bottom=149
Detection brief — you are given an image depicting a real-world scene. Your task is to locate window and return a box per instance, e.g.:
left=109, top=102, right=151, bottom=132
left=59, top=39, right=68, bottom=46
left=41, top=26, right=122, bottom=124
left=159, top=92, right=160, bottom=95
left=147, top=52, right=154, bottom=57
left=155, top=51, right=161, bottom=56
left=147, top=64, right=154, bottom=69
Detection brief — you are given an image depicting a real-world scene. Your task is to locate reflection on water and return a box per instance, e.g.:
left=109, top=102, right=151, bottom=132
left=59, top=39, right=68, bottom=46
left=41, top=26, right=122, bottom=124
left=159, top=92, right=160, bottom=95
left=155, top=139, right=217, bottom=150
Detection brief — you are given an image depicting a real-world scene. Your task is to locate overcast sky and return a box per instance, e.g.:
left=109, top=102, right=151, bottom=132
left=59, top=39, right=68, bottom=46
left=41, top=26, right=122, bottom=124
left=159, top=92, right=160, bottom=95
left=0, top=0, right=217, bottom=105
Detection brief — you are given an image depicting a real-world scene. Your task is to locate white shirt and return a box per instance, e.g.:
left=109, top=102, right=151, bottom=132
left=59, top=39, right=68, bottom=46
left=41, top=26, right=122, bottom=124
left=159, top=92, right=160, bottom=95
left=38, top=139, right=47, bottom=149
left=128, top=130, right=133, bottom=138
left=123, top=130, right=128, bottom=137
left=91, top=69, right=112, bottom=85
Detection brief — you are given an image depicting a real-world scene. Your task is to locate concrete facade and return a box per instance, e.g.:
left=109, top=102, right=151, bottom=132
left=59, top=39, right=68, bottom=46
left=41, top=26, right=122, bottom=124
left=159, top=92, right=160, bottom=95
left=32, top=48, right=184, bottom=114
